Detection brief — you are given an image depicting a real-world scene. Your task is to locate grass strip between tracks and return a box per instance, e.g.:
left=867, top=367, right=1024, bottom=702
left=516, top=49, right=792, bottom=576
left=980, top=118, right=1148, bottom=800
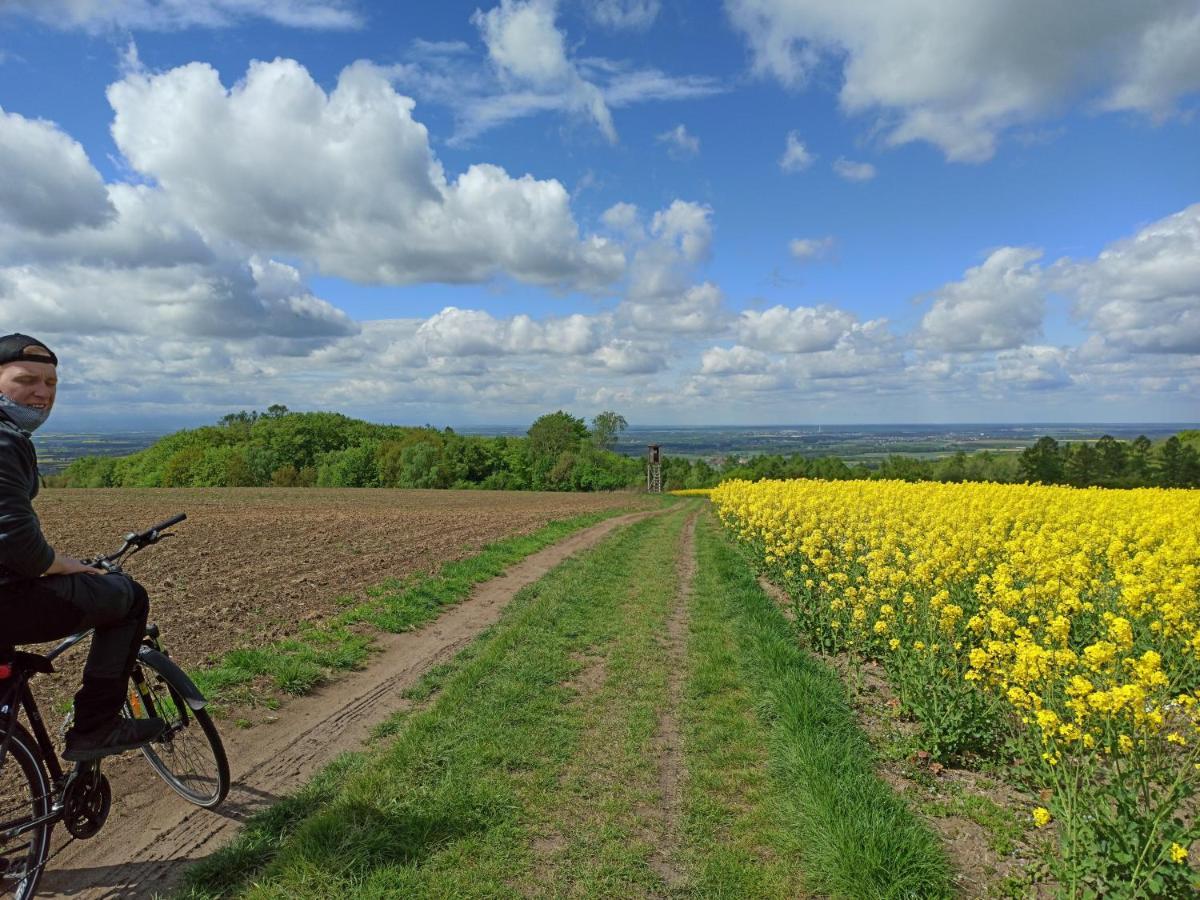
left=189, top=507, right=645, bottom=708
left=693, top=512, right=954, bottom=898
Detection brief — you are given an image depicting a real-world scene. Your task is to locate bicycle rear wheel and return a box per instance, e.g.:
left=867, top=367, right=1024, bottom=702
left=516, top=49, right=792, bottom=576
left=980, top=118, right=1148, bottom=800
left=125, top=659, right=229, bottom=809
left=0, top=721, right=52, bottom=900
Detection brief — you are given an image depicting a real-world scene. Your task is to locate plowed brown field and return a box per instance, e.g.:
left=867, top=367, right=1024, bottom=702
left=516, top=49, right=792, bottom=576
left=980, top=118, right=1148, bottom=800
left=32, top=487, right=656, bottom=680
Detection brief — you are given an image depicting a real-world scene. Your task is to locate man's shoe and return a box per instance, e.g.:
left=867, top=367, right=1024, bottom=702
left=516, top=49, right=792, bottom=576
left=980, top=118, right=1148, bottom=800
left=63, top=717, right=167, bottom=762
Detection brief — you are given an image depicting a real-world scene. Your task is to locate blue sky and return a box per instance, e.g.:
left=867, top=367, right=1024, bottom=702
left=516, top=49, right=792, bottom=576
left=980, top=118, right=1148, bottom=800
left=0, top=0, right=1197, bottom=429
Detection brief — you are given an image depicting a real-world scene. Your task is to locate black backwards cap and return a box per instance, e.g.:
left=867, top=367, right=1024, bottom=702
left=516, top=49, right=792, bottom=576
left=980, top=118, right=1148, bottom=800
left=0, top=333, right=58, bottom=367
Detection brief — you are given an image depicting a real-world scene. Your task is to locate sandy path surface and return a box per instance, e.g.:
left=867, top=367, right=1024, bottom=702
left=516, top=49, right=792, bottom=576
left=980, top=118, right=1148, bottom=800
left=38, top=510, right=658, bottom=899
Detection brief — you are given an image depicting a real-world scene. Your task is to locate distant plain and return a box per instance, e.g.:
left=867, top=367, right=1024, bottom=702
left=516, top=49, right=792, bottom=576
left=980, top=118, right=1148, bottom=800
left=34, top=423, right=1197, bottom=474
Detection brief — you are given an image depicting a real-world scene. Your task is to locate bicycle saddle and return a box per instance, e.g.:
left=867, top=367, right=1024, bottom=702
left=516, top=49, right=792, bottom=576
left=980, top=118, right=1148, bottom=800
left=0, top=647, right=54, bottom=675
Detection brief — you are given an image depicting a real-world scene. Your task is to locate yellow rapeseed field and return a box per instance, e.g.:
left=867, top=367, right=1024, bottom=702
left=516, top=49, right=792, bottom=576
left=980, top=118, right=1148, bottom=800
left=711, top=477, right=1200, bottom=895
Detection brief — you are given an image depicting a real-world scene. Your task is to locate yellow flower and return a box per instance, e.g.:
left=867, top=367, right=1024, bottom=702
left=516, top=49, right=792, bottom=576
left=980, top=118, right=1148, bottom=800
left=1033, top=807, right=1052, bottom=827
left=708, top=474, right=1200, bottom=859
left=1169, top=842, right=1189, bottom=864
left=1036, top=709, right=1060, bottom=736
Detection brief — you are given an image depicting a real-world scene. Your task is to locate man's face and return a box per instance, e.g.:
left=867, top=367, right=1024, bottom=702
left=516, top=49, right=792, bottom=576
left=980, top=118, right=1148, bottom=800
left=0, top=354, right=58, bottom=414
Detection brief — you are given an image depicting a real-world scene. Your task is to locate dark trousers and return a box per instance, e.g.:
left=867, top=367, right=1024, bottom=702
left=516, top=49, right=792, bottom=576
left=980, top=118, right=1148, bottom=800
left=1, top=573, right=149, bottom=732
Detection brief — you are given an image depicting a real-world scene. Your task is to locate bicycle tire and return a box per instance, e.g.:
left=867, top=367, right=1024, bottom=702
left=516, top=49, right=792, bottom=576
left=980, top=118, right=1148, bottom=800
left=0, top=721, right=52, bottom=900
left=124, top=659, right=229, bottom=809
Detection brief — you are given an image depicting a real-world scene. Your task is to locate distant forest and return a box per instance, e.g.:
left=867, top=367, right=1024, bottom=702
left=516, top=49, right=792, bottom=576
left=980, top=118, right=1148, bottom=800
left=53, top=407, right=1200, bottom=492
left=674, top=431, right=1200, bottom=490
left=54, top=407, right=641, bottom=492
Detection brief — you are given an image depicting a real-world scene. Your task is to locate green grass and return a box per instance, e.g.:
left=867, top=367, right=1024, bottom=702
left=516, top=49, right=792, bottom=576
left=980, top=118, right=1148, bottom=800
left=181, top=752, right=369, bottom=896
left=682, top=515, right=807, bottom=897
left=693, top=513, right=954, bottom=899
left=188, top=509, right=638, bottom=709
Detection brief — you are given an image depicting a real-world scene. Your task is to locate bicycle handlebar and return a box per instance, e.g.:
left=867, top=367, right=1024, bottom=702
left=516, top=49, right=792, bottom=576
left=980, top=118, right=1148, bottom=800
left=95, top=512, right=187, bottom=566
left=141, top=512, right=187, bottom=540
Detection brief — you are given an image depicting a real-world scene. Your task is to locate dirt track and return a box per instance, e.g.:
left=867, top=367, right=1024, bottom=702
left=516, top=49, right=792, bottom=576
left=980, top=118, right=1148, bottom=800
left=38, top=509, right=659, bottom=899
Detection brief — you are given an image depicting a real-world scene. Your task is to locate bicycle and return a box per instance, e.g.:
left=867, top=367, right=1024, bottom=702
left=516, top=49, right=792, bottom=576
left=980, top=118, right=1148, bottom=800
left=0, top=513, right=230, bottom=899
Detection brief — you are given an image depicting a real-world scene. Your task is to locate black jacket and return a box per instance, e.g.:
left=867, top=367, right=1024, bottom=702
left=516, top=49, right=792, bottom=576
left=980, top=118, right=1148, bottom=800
left=0, top=412, right=55, bottom=580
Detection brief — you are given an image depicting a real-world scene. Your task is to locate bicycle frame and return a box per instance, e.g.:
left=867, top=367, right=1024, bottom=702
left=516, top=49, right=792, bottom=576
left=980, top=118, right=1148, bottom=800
left=9, top=629, right=94, bottom=790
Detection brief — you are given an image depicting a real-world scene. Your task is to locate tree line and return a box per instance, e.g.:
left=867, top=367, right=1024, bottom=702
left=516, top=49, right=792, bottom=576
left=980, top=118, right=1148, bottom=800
left=1013, top=433, right=1199, bottom=488
left=54, top=411, right=1199, bottom=493
left=53, top=407, right=643, bottom=492
left=659, top=431, right=1200, bottom=491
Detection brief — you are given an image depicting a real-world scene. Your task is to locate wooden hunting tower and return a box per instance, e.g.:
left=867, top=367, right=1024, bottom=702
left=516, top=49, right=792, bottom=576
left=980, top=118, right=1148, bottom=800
left=646, top=444, right=662, bottom=493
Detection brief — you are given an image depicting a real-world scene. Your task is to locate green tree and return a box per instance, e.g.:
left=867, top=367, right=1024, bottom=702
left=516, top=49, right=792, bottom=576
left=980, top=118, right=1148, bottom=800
left=396, top=443, right=445, bottom=488
left=1065, top=442, right=1099, bottom=487
left=809, top=456, right=853, bottom=481
left=878, top=455, right=929, bottom=482
left=688, top=458, right=716, bottom=488
left=937, top=451, right=968, bottom=483
left=590, top=410, right=628, bottom=451
left=271, top=464, right=302, bottom=486
left=161, top=446, right=205, bottom=487
left=1129, top=435, right=1153, bottom=482
left=529, top=411, right=588, bottom=458
left=1158, top=437, right=1200, bottom=488
left=1019, top=436, right=1066, bottom=484
left=528, top=411, right=588, bottom=489
left=1094, top=435, right=1128, bottom=484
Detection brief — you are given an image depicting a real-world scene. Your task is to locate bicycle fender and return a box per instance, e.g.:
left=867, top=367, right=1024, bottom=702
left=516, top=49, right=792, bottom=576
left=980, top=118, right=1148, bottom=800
left=137, top=647, right=208, bottom=711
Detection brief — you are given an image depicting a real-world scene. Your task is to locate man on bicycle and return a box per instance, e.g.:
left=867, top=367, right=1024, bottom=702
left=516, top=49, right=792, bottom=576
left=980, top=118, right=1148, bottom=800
left=0, top=332, right=165, bottom=761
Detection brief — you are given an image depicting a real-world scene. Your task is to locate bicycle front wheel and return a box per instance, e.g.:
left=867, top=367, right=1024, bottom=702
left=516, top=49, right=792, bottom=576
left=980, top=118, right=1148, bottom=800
left=0, top=721, right=53, bottom=900
left=125, top=658, right=229, bottom=809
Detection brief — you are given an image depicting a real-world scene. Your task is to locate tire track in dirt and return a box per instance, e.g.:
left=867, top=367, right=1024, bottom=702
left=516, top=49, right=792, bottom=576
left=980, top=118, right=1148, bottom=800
left=647, top=509, right=696, bottom=887
left=39, top=510, right=661, bottom=900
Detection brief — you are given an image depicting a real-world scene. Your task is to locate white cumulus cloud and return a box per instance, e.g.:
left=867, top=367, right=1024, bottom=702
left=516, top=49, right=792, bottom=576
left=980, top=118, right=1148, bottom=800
left=107, top=58, right=624, bottom=291
left=651, top=200, right=713, bottom=264
left=656, top=123, right=700, bottom=158
left=737, top=304, right=858, bottom=353
left=779, top=130, right=814, bottom=171
left=1052, top=203, right=1200, bottom=354
left=0, top=107, right=115, bottom=234
left=832, top=157, right=875, bottom=182
left=0, top=256, right=357, bottom=341
left=0, top=0, right=362, bottom=31
left=593, top=340, right=666, bottom=374
left=726, top=0, right=1200, bottom=161
left=415, top=307, right=603, bottom=358
left=700, top=345, right=772, bottom=375
left=789, top=236, right=835, bottom=261
left=987, top=345, right=1073, bottom=391
left=586, top=0, right=661, bottom=30
left=919, top=247, right=1045, bottom=351
left=472, top=0, right=616, bottom=142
